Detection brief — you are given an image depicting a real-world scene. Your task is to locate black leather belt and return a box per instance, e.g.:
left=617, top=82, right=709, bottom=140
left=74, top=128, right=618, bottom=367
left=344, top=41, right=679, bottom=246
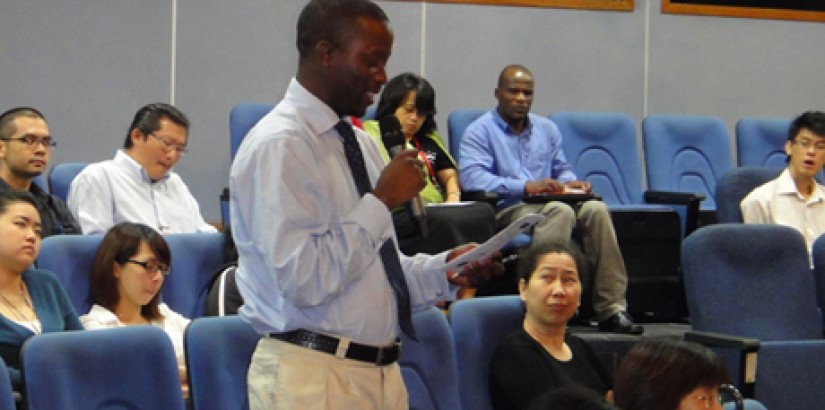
left=268, top=329, right=401, bottom=366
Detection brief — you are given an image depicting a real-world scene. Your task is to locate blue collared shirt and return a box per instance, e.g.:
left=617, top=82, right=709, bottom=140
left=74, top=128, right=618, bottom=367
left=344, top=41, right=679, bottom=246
left=230, top=78, right=453, bottom=346
left=459, top=110, right=577, bottom=208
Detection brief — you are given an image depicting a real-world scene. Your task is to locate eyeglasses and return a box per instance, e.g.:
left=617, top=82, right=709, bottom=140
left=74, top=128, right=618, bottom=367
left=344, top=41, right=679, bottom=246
left=0, top=134, right=56, bottom=149
left=126, top=259, right=171, bottom=276
left=794, top=138, right=825, bottom=151
left=148, top=133, right=188, bottom=155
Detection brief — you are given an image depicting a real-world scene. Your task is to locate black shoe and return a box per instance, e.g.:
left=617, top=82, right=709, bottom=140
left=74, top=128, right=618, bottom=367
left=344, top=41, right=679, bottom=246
left=598, top=312, right=644, bottom=334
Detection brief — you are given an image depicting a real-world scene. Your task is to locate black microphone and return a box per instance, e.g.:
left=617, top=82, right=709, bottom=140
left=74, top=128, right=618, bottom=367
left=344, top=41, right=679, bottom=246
left=380, top=116, right=429, bottom=238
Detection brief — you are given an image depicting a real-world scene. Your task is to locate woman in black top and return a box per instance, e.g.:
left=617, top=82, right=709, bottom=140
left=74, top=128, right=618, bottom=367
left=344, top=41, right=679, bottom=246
left=490, top=242, right=611, bottom=410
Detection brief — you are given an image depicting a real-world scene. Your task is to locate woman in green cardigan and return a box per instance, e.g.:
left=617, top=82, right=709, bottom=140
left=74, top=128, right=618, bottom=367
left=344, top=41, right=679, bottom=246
left=363, top=72, right=496, bottom=261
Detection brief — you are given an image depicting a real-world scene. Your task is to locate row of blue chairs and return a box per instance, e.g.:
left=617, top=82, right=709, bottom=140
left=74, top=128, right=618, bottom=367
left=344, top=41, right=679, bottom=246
left=18, top=221, right=798, bottom=410
left=10, top=301, right=758, bottom=410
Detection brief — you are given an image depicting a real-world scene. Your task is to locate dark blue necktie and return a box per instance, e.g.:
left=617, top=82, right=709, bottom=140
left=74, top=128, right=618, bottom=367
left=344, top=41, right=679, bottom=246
left=335, top=120, right=417, bottom=340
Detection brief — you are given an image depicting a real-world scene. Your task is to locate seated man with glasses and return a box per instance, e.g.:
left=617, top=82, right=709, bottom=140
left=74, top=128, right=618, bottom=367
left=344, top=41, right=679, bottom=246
left=741, top=111, right=825, bottom=255
left=0, top=107, right=80, bottom=236
left=68, top=103, right=216, bottom=234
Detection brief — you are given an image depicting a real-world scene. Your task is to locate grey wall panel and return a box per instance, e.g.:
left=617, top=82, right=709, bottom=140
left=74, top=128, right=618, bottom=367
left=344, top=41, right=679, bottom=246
left=175, top=0, right=302, bottom=224
left=422, top=3, right=646, bottom=145
left=0, top=1, right=173, bottom=168
left=647, top=0, right=825, bottom=130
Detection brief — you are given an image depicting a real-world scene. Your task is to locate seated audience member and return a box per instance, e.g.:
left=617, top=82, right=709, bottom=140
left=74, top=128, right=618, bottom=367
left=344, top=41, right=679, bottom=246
left=363, top=72, right=496, bottom=256
left=741, top=111, right=825, bottom=256
left=80, top=222, right=190, bottom=395
left=613, top=339, right=730, bottom=410
left=490, top=242, right=612, bottom=410
left=68, top=103, right=217, bottom=235
left=0, top=191, right=82, bottom=389
left=526, top=385, right=617, bottom=410
left=459, top=64, right=641, bottom=334
left=0, top=107, right=80, bottom=236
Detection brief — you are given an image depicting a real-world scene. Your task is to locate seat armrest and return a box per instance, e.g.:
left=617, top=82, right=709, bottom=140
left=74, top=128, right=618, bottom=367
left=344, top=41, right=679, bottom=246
left=461, top=190, right=499, bottom=207
left=685, top=330, right=759, bottom=398
left=643, top=190, right=706, bottom=236
left=643, top=190, right=705, bottom=205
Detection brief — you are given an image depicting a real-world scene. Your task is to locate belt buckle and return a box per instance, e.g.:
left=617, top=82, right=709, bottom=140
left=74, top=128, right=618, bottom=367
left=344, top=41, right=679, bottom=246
left=375, top=347, right=384, bottom=366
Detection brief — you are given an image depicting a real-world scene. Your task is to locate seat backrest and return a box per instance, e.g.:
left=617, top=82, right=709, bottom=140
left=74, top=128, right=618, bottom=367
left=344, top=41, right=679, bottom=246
left=398, top=307, right=462, bottom=410
left=809, top=235, right=825, bottom=328
left=447, top=109, right=487, bottom=161
left=185, top=316, right=260, bottom=410
left=47, top=162, right=88, bottom=203
left=682, top=224, right=821, bottom=341
left=0, top=357, right=15, bottom=410
left=449, top=296, right=523, bottom=410
left=642, top=115, right=732, bottom=209
left=714, top=167, right=782, bottom=223
left=551, top=111, right=643, bottom=206
left=229, top=103, right=275, bottom=161
left=162, top=233, right=225, bottom=319
left=36, top=235, right=103, bottom=315
left=735, top=117, right=791, bottom=169
left=21, top=326, right=185, bottom=410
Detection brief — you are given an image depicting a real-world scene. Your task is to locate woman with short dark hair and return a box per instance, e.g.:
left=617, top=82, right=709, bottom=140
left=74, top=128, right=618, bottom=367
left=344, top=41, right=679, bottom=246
left=489, top=242, right=612, bottom=410
left=613, top=339, right=729, bottom=410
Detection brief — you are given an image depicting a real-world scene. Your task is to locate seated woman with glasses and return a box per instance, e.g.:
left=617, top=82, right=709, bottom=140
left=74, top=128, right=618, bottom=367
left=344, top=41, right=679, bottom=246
left=80, top=222, right=190, bottom=395
left=613, top=339, right=743, bottom=410
left=362, top=72, right=496, bottom=261
left=0, top=190, right=82, bottom=390
left=489, top=242, right=612, bottom=410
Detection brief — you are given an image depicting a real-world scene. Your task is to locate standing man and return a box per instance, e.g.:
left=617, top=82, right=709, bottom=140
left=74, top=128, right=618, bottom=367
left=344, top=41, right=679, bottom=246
left=460, top=64, right=642, bottom=335
left=0, top=107, right=79, bottom=236
left=230, top=1, right=501, bottom=409
left=68, top=103, right=217, bottom=235
left=741, top=111, right=825, bottom=255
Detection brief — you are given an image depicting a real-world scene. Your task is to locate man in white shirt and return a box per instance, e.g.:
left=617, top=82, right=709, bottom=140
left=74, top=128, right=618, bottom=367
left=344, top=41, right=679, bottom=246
left=68, top=103, right=217, bottom=234
left=741, top=111, right=825, bottom=254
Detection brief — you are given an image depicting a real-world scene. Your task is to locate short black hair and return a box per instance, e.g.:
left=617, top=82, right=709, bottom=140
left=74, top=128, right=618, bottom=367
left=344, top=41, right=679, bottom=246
left=0, top=107, right=46, bottom=139
left=0, top=190, right=38, bottom=215
left=526, top=385, right=616, bottom=410
left=123, top=103, right=189, bottom=149
left=296, top=0, right=388, bottom=59
left=788, top=111, right=825, bottom=142
left=517, top=241, right=584, bottom=283
left=374, top=72, right=437, bottom=139
left=497, top=64, right=533, bottom=89
left=613, top=339, right=729, bottom=410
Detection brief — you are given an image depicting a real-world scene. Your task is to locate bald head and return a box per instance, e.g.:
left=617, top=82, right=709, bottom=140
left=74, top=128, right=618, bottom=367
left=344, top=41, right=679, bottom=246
left=497, top=64, right=533, bottom=89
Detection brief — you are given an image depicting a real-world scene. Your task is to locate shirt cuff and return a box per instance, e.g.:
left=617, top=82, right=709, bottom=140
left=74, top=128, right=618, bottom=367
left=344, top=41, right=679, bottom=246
left=508, top=180, right=527, bottom=197
left=352, top=193, right=393, bottom=247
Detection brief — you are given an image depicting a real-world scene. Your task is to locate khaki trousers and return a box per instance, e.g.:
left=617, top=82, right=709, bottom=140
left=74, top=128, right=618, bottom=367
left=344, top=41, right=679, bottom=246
left=248, top=337, right=408, bottom=410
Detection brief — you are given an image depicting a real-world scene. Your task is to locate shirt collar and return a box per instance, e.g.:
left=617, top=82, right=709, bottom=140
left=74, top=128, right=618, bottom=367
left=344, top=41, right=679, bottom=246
left=285, top=78, right=342, bottom=136
left=114, top=149, right=170, bottom=184
left=491, top=109, right=532, bottom=137
left=777, top=168, right=825, bottom=202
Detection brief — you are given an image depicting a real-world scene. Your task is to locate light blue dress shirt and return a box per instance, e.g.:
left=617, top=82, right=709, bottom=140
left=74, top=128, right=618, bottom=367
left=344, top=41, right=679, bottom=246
left=459, top=110, right=577, bottom=208
left=230, top=79, right=453, bottom=346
